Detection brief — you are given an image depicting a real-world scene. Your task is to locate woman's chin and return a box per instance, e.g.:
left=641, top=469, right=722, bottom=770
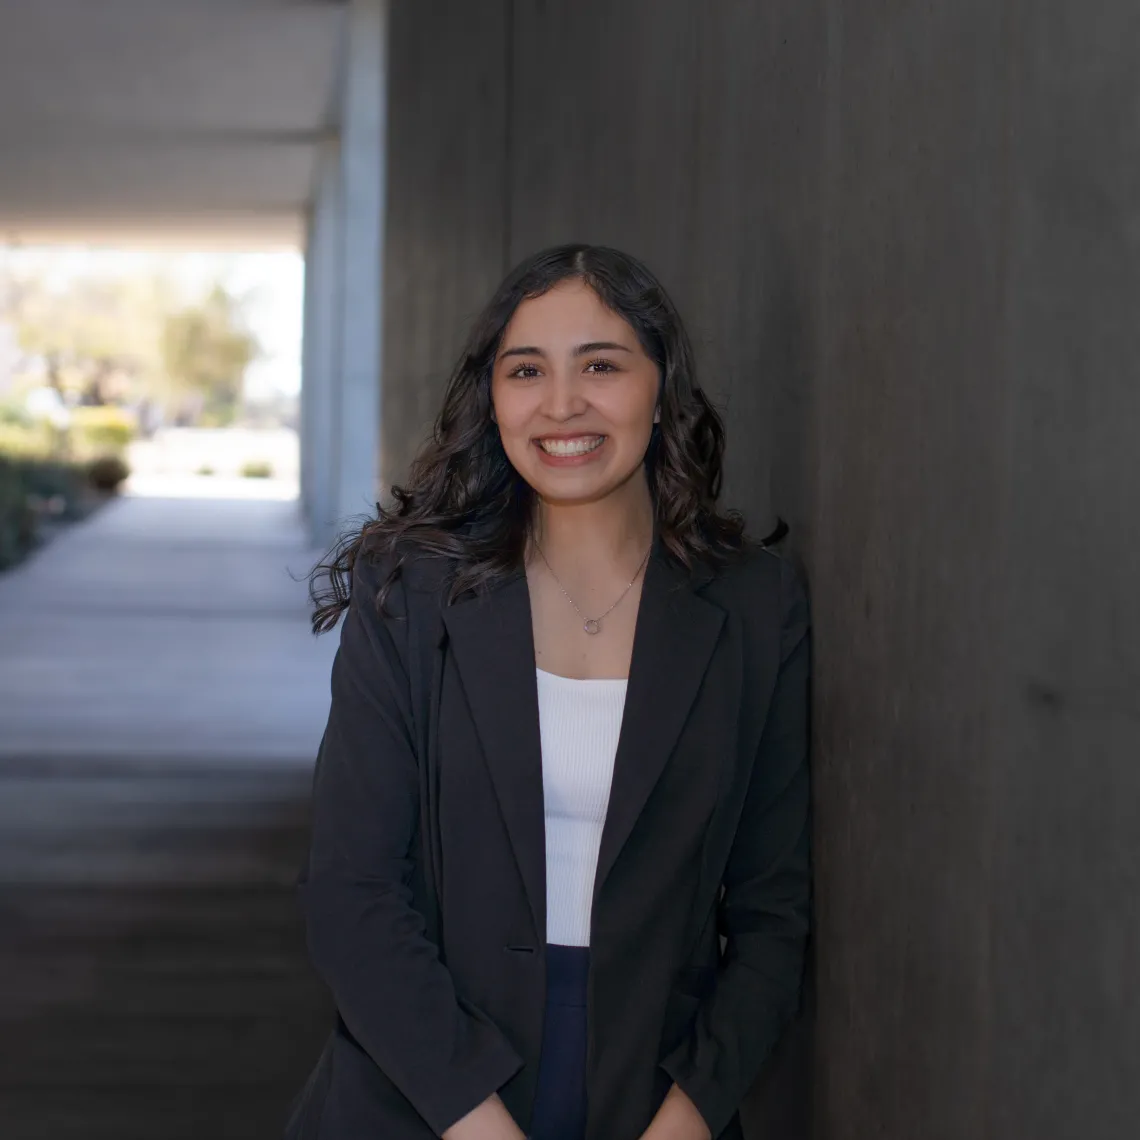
left=531, top=482, right=610, bottom=508
left=529, top=475, right=649, bottom=511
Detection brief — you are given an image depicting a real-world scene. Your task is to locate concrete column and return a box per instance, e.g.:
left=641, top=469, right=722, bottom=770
left=304, top=138, right=343, bottom=547
left=330, top=0, right=385, bottom=529
left=299, top=206, right=316, bottom=518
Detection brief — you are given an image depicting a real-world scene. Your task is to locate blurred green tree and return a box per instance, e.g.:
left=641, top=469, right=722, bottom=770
left=3, top=264, right=261, bottom=427
left=160, top=286, right=261, bottom=426
left=10, top=273, right=172, bottom=403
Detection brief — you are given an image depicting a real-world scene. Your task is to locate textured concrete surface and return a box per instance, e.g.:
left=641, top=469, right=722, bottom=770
left=802, top=4, right=1140, bottom=1138
left=380, top=0, right=511, bottom=495
left=0, top=492, right=337, bottom=1138
left=988, top=4, right=1140, bottom=1136
left=805, top=5, right=1014, bottom=1136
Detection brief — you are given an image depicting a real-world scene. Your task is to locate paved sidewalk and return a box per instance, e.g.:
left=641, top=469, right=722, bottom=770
left=0, top=491, right=339, bottom=1140
left=0, top=491, right=337, bottom=763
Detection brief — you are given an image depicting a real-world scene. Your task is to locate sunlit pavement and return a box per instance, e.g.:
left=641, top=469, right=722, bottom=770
left=0, top=486, right=335, bottom=762
left=0, top=489, right=337, bottom=1139
left=127, top=471, right=302, bottom=501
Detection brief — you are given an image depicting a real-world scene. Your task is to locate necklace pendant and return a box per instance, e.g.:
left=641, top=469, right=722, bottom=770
left=583, top=618, right=601, bottom=636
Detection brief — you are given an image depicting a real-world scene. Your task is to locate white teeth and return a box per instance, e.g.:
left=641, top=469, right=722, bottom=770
left=538, top=435, right=604, bottom=456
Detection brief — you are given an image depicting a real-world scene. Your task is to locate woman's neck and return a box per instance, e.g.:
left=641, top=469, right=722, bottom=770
left=530, top=471, right=655, bottom=576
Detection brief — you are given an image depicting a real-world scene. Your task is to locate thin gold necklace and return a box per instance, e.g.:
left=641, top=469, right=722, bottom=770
left=534, top=542, right=652, bottom=636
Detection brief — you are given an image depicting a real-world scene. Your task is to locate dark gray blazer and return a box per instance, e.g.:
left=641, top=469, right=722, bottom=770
left=286, top=536, right=811, bottom=1140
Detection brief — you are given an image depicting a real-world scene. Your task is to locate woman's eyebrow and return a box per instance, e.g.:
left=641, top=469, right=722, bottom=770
left=573, top=341, right=633, bottom=356
left=498, top=340, right=634, bottom=361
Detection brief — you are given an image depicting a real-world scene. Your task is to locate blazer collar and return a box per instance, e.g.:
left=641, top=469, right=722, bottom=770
left=440, top=538, right=725, bottom=941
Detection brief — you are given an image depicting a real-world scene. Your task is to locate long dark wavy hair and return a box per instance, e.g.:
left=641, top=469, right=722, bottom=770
left=309, top=243, right=758, bottom=633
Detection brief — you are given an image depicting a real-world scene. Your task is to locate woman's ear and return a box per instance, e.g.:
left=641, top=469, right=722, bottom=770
left=653, top=405, right=661, bottom=424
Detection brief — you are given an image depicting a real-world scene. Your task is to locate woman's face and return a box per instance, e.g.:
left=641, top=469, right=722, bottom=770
left=490, top=280, right=660, bottom=507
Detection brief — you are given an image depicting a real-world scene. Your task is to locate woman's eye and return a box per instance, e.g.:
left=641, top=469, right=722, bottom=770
left=509, top=363, right=540, bottom=379
left=585, top=358, right=617, bottom=374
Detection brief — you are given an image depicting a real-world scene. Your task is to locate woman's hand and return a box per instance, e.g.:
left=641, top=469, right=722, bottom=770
left=639, top=1083, right=713, bottom=1140
left=440, top=1094, right=527, bottom=1140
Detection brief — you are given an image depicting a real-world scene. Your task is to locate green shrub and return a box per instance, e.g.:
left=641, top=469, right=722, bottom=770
left=0, top=422, right=54, bottom=461
left=21, top=459, right=87, bottom=518
left=196, top=464, right=216, bottom=476
left=0, top=457, right=37, bottom=569
left=0, top=403, right=34, bottom=428
left=240, top=459, right=274, bottom=479
left=70, top=406, right=136, bottom=457
left=87, top=454, right=131, bottom=492
left=0, top=446, right=106, bottom=570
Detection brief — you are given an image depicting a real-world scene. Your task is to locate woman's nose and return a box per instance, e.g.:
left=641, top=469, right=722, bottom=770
left=542, top=371, right=587, bottom=420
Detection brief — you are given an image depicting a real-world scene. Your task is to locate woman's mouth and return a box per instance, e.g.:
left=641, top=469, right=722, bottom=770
left=535, top=435, right=606, bottom=457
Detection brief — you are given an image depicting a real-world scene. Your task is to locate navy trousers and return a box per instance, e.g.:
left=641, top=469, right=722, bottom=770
left=528, top=944, right=590, bottom=1140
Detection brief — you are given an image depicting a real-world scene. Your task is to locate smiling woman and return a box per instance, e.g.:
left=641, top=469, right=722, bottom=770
left=295, top=245, right=811, bottom=1140
left=310, top=245, right=745, bottom=630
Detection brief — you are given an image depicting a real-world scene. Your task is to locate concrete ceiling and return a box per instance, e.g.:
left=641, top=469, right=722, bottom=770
left=0, top=0, right=347, bottom=248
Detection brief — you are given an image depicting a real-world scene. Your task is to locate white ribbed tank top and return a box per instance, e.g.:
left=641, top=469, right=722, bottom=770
left=535, top=667, right=627, bottom=948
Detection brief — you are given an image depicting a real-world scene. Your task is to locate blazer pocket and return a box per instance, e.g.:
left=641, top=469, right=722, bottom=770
left=659, top=987, right=702, bottom=1058
left=658, top=964, right=716, bottom=1059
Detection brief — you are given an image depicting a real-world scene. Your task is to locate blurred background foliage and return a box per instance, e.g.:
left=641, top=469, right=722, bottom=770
left=3, top=266, right=261, bottom=424
left=0, top=263, right=263, bottom=567
left=161, top=285, right=260, bottom=428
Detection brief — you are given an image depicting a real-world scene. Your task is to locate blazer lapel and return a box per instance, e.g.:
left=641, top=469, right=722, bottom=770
left=441, top=571, right=547, bottom=941
left=593, top=544, right=726, bottom=899
left=439, top=543, right=727, bottom=943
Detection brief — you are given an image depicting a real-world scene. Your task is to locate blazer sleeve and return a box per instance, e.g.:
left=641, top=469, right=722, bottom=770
left=300, top=555, right=525, bottom=1136
left=659, top=554, right=812, bottom=1137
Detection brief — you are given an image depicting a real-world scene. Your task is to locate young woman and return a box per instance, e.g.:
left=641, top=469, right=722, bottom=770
left=287, top=245, right=811, bottom=1140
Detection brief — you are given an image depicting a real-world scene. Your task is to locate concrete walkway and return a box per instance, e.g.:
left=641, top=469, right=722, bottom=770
left=0, top=492, right=339, bottom=1139
left=0, top=491, right=337, bottom=764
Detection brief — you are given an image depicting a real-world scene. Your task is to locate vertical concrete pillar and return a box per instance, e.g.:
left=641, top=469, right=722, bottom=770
left=301, top=0, right=386, bottom=549
left=330, top=0, right=385, bottom=529
left=299, top=207, right=316, bottom=519
left=304, top=138, right=343, bottom=547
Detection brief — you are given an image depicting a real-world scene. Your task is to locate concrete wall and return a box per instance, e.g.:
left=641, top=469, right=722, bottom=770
left=805, top=4, right=1140, bottom=1137
left=380, top=0, right=511, bottom=492
left=807, top=4, right=1013, bottom=1137
left=382, top=2, right=1140, bottom=1137
left=989, top=5, right=1140, bottom=1135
